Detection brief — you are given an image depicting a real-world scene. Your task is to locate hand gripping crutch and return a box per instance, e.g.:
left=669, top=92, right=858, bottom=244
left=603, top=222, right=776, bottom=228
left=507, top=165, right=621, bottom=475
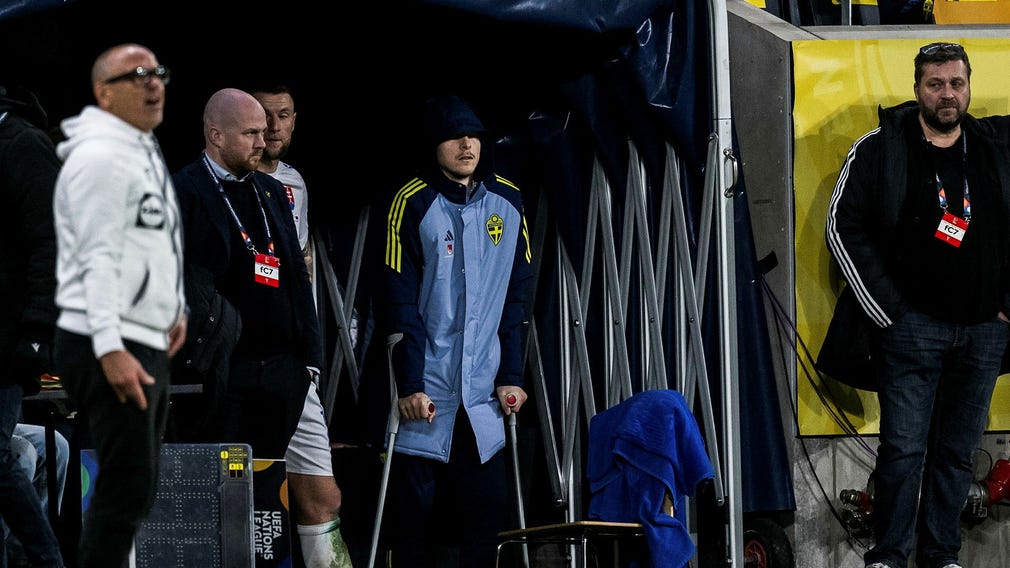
left=368, top=332, right=404, bottom=568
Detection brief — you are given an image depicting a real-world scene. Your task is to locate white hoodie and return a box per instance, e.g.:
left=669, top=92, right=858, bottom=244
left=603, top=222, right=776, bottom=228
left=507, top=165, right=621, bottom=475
left=54, top=106, right=184, bottom=358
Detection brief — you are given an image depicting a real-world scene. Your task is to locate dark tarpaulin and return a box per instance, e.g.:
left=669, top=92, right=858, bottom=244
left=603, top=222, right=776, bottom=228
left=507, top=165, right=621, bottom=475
left=423, top=0, right=705, bottom=170
left=0, top=0, right=69, bottom=21
left=423, top=0, right=668, bottom=32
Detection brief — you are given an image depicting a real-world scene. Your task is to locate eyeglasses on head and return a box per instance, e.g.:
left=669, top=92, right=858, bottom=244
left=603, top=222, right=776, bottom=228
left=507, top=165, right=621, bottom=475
left=919, top=42, right=964, bottom=56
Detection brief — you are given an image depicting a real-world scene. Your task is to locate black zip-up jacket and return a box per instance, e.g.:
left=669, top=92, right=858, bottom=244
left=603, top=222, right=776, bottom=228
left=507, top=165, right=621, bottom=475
left=827, top=100, right=1010, bottom=329
left=0, top=85, right=60, bottom=395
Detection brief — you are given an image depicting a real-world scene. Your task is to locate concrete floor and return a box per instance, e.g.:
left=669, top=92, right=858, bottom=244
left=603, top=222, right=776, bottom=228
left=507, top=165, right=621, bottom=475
left=793, top=433, right=1010, bottom=567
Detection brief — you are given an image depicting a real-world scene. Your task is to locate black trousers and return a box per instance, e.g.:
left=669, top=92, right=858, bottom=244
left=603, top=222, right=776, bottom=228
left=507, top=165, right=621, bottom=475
left=55, top=330, right=170, bottom=568
left=210, top=353, right=310, bottom=460
left=389, top=407, right=507, bottom=568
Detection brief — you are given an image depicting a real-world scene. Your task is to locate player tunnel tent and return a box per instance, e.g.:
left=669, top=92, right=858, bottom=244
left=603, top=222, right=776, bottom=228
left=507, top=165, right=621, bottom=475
left=0, top=0, right=795, bottom=566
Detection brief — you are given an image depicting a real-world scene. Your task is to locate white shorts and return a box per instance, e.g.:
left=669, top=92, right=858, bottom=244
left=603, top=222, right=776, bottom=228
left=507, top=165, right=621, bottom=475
left=284, top=384, right=334, bottom=476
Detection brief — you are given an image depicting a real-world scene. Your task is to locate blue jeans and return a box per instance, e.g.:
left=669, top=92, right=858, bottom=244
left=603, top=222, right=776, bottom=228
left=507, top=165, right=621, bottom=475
left=4, top=425, right=70, bottom=565
left=865, top=309, right=1008, bottom=568
left=0, top=383, right=63, bottom=567
left=14, top=423, right=69, bottom=514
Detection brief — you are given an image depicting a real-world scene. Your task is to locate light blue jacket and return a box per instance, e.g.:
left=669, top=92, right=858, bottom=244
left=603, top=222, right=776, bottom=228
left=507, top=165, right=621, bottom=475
left=382, top=173, right=532, bottom=463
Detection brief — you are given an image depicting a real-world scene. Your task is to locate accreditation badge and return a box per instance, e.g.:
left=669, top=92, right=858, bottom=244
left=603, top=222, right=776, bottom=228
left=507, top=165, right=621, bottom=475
left=254, top=253, right=281, bottom=287
left=934, top=212, right=968, bottom=248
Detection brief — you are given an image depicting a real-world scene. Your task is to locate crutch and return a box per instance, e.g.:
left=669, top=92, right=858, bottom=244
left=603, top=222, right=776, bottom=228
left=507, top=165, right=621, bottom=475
left=368, top=332, right=404, bottom=568
left=505, top=394, right=530, bottom=568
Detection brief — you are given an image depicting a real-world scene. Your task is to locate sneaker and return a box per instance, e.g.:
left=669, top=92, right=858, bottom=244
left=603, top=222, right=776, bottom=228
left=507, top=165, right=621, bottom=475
left=866, top=564, right=889, bottom=568
left=40, top=373, right=63, bottom=390
left=939, top=564, right=962, bottom=568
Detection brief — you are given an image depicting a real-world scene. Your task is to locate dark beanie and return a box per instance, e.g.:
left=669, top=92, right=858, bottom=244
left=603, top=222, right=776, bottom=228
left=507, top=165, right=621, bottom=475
left=422, top=95, right=486, bottom=147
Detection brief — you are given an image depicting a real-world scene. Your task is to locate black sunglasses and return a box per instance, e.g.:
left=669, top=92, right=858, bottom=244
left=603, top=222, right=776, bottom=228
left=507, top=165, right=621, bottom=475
left=105, top=65, right=171, bottom=86
left=919, top=42, right=964, bottom=56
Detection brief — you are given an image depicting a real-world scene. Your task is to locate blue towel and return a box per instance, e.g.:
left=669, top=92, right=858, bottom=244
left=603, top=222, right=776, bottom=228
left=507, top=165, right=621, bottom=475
left=587, top=390, right=715, bottom=568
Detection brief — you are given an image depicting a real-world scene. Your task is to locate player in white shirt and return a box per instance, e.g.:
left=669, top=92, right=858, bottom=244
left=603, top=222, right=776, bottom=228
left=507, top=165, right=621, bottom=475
left=253, top=85, right=351, bottom=568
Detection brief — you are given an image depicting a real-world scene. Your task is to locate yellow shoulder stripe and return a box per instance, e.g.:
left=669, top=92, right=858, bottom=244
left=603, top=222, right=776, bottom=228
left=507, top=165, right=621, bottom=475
left=495, top=174, right=520, bottom=191
left=385, top=178, right=426, bottom=272
left=521, top=214, right=532, bottom=263
left=493, top=175, right=531, bottom=263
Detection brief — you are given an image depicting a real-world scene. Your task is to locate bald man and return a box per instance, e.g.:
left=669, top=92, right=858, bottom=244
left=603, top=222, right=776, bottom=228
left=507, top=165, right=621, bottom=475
left=53, top=43, right=185, bottom=567
left=171, top=88, right=321, bottom=467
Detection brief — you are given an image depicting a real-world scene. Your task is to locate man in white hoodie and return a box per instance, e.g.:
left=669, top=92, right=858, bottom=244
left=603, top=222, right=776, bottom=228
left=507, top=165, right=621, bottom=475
left=52, top=43, right=186, bottom=568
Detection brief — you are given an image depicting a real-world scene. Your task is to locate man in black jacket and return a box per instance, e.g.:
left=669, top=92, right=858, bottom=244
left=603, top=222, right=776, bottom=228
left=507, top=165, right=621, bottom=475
left=172, top=88, right=322, bottom=461
left=826, top=43, right=1010, bottom=568
left=0, top=82, right=65, bottom=567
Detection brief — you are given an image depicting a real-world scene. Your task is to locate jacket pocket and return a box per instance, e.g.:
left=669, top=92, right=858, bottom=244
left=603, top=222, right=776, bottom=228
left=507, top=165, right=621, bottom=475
left=816, top=285, right=881, bottom=392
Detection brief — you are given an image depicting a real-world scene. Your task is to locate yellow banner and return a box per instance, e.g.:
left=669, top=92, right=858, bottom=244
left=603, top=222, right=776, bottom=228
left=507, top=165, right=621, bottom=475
left=792, top=38, right=1010, bottom=435
left=933, top=0, right=1010, bottom=24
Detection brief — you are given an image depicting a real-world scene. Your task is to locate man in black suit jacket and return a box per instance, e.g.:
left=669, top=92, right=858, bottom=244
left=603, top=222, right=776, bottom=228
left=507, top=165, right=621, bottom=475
left=172, top=88, right=321, bottom=460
